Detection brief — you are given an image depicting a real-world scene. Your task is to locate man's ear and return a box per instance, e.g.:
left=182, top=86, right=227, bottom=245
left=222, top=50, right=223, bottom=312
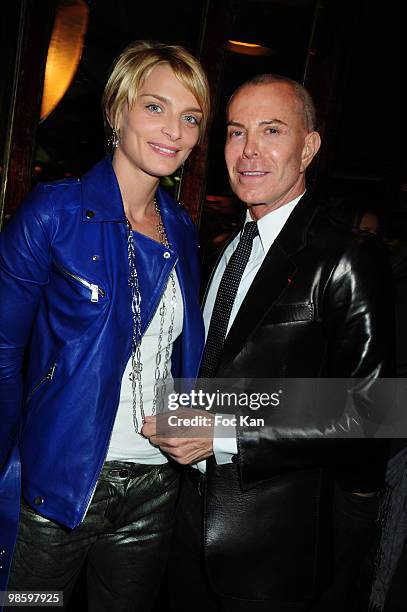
left=300, top=131, right=321, bottom=172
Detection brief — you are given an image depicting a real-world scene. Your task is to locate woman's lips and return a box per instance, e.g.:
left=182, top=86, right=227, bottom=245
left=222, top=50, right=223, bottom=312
left=149, top=142, right=179, bottom=157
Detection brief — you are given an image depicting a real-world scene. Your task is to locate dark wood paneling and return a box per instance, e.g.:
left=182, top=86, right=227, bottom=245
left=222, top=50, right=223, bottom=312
left=303, top=0, right=364, bottom=196
left=178, top=0, right=238, bottom=224
left=0, top=0, right=56, bottom=226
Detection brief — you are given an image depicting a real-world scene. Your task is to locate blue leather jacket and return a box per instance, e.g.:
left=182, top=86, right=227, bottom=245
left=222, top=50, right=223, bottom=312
left=0, top=156, right=204, bottom=588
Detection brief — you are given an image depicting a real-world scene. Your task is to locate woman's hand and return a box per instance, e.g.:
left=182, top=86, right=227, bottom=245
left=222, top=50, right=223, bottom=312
left=142, top=411, right=214, bottom=465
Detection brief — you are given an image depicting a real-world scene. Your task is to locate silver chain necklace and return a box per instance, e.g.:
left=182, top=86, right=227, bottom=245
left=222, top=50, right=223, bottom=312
left=126, top=198, right=177, bottom=433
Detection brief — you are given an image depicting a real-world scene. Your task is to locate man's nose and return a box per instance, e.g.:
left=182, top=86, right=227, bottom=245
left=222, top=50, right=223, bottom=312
left=242, top=135, right=259, bottom=158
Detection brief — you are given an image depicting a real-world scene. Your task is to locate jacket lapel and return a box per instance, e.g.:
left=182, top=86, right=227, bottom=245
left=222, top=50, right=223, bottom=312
left=217, top=192, right=317, bottom=370
left=158, top=187, right=205, bottom=379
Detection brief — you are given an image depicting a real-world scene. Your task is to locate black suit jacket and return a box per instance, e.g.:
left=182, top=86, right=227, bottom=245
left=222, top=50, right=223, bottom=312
left=202, top=192, right=394, bottom=602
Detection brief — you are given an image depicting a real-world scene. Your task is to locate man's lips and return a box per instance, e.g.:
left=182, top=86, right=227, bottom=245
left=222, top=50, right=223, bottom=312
left=149, top=142, right=180, bottom=157
left=237, top=170, right=269, bottom=179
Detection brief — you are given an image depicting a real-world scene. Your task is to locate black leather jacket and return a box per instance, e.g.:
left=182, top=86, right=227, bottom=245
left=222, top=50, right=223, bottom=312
left=203, top=192, right=394, bottom=602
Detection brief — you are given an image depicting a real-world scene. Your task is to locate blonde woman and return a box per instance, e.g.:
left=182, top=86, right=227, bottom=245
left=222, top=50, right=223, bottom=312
left=0, top=41, right=209, bottom=610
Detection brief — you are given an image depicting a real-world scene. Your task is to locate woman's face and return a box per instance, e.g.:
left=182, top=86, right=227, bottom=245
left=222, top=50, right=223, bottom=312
left=115, top=64, right=202, bottom=179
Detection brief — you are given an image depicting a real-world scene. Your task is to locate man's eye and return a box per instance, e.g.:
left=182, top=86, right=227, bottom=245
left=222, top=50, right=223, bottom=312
left=184, top=115, right=199, bottom=125
left=266, top=127, right=278, bottom=134
left=146, top=104, right=162, bottom=113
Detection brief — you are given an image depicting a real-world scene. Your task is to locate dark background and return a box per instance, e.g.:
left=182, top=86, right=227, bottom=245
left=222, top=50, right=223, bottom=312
left=2, top=0, right=404, bottom=238
left=0, top=1, right=406, bottom=609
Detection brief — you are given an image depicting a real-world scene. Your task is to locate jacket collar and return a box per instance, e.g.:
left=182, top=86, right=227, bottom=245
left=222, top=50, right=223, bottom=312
left=81, top=155, right=185, bottom=245
left=80, top=155, right=184, bottom=230
left=268, top=189, right=317, bottom=257
left=203, top=190, right=317, bottom=304
left=81, top=156, right=126, bottom=222
left=217, top=190, right=318, bottom=371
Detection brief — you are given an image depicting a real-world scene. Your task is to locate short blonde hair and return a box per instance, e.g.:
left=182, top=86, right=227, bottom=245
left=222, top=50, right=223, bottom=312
left=102, top=40, right=210, bottom=143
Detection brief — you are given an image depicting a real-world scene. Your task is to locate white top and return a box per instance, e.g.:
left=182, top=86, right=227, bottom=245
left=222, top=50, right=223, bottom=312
left=106, top=269, right=183, bottom=464
left=198, top=194, right=303, bottom=472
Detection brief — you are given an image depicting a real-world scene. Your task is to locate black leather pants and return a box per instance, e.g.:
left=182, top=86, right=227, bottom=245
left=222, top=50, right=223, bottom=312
left=7, top=461, right=179, bottom=612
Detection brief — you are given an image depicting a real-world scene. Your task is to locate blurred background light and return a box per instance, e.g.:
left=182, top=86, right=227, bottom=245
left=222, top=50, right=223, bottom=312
left=40, top=0, right=89, bottom=121
left=227, top=39, right=272, bottom=56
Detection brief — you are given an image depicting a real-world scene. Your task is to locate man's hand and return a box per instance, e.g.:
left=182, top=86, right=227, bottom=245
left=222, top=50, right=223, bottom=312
left=141, top=410, right=214, bottom=465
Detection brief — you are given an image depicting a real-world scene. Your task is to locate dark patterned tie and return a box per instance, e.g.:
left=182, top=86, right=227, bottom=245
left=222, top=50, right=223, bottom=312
left=200, top=221, right=259, bottom=377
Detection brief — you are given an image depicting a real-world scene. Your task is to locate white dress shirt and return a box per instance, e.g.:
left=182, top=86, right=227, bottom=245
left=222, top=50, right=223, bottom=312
left=197, top=194, right=304, bottom=472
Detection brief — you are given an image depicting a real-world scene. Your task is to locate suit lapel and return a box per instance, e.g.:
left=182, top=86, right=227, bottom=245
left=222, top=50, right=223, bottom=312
left=217, top=192, right=318, bottom=370
left=220, top=241, right=296, bottom=368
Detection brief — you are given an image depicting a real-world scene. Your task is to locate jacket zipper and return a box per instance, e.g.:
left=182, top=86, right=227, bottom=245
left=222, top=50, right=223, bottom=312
left=27, top=362, right=57, bottom=401
left=57, top=264, right=105, bottom=303
left=77, top=394, right=120, bottom=525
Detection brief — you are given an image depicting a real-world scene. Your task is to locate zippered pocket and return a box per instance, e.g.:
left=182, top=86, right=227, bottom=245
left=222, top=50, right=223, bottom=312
left=27, top=362, right=57, bottom=402
left=54, top=263, right=105, bottom=303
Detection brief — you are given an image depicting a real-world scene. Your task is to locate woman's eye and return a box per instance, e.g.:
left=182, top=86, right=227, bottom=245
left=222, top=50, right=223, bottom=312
left=146, top=103, right=162, bottom=113
left=265, top=127, right=278, bottom=134
left=184, top=115, right=199, bottom=125
left=229, top=130, right=243, bottom=138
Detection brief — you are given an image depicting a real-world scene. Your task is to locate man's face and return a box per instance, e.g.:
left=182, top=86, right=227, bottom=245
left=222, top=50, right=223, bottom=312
left=225, top=82, right=320, bottom=218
